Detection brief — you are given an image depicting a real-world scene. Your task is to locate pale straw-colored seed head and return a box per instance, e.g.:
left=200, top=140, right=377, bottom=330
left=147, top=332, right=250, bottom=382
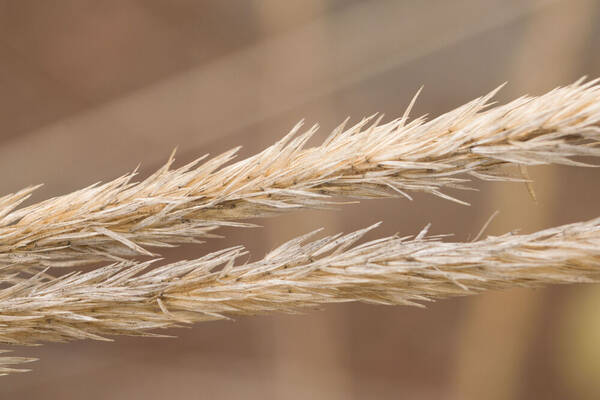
left=0, top=79, right=598, bottom=271
left=1, top=78, right=600, bottom=374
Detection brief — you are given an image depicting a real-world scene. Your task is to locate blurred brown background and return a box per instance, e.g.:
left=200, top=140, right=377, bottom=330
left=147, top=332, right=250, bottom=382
left=1, top=0, right=600, bottom=399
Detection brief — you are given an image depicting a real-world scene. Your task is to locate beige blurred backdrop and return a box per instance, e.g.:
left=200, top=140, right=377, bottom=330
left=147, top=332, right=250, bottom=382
left=1, top=1, right=600, bottom=399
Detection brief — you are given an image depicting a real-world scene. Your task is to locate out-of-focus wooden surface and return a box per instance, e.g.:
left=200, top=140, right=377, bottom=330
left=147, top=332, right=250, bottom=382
left=1, top=1, right=600, bottom=399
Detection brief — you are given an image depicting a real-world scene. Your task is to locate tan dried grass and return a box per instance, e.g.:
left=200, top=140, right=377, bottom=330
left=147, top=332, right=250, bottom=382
left=2, top=78, right=600, bottom=374
left=3, top=218, right=600, bottom=347
left=1, top=79, right=599, bottom=271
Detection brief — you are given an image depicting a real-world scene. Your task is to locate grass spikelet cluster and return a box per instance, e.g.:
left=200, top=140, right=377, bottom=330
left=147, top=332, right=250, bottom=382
left=1, top=79, right=599, bottom=271
left=1, top=78, right=600, bottom=373
left=2, top=218, right=600, bottom=346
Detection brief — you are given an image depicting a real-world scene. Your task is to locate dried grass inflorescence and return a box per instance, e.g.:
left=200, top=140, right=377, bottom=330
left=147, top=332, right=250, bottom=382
left=3, top=219, right=600, bottom=347
left=1, top=79, right=600, bottom=374
left=1, top=79, right=599, bottom=270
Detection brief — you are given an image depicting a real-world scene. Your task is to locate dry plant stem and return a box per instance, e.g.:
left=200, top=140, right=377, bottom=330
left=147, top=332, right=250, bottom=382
left=2, top=218, right=599, bottom=347
left=1, top=79, right=600, bottom=269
